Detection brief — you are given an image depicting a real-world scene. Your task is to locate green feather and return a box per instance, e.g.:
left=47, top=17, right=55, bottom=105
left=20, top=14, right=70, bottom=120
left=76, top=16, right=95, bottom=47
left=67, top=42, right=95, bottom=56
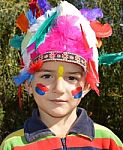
left=99, top=52, right=123, bottom=65
left=27, top=11, right=58, bottom=49
left=10, top=35, right=24, bottom=50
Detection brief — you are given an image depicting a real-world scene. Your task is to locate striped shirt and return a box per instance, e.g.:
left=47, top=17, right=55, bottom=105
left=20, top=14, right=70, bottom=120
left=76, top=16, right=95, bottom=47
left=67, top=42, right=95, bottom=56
left=1, top=108, right=123, bottom=150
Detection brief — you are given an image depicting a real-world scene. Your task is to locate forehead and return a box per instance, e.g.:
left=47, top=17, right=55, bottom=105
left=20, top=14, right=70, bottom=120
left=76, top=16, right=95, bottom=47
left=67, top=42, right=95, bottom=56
left=41, top=61, right=84, bottom=73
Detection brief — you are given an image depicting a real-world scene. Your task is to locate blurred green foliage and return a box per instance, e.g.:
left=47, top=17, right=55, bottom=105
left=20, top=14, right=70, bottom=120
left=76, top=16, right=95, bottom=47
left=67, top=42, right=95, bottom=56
left=0, top=0, right=123, bottom=144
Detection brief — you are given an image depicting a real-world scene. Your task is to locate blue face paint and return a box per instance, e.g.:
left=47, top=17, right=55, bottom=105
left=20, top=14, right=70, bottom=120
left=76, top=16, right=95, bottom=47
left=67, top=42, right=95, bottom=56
left=73, top=91, right=82, bottom=99
left=35, top=83, right=48, bottom=96
left=35, top=87, right=45, bottom=95
left=71, top=87, right=83, bottom=99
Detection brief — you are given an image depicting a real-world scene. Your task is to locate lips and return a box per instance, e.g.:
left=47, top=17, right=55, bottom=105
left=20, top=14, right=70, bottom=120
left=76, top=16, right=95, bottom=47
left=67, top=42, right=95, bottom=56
left=50, top=99, right=67, bottom=102
left=49, top=99, right=67, bottom=105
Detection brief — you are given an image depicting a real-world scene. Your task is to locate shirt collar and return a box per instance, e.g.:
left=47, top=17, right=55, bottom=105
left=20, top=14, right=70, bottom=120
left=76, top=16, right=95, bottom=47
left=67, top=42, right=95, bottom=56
left=24, top=108, right=94, bottom=142
left=69, top=108, right=94, bottom=140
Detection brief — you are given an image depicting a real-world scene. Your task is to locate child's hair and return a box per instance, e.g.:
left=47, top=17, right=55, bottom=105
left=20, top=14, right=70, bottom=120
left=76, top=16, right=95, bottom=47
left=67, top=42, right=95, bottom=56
left=10, top=0, right=112, bottom=95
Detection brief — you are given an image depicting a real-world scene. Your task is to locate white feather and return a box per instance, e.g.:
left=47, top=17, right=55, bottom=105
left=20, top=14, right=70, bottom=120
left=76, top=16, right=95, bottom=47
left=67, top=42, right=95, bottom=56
left=21, top=31, right=33, bottom=68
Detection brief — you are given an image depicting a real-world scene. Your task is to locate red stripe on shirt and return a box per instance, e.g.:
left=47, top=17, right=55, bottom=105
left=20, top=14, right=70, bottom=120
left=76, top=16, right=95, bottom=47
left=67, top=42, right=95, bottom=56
left=66, top=136, right=122, bottom=149
left=13, top=137, right=62, bottom=150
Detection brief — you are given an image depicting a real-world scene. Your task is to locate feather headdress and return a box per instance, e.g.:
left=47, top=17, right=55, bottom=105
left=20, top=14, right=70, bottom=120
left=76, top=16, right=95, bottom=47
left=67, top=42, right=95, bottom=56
left=10, top=1, right=114, bottom=95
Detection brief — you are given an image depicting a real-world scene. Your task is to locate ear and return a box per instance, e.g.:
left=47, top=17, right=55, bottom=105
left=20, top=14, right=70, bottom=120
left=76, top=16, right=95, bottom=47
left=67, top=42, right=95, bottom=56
left=82, top=82, right=91, bottom=97
left=24, top=81, right=33, bottom=95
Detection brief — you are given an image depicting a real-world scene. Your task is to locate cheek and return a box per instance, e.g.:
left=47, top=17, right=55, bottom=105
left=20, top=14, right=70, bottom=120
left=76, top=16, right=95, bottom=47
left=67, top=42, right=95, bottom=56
left=71, top=87, right=83, bottom=99
left=35, top=83, right=49, bottom=96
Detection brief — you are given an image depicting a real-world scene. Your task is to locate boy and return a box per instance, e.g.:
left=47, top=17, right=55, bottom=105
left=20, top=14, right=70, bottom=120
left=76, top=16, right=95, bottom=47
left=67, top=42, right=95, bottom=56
left=1, top=1, right=123, bottom=150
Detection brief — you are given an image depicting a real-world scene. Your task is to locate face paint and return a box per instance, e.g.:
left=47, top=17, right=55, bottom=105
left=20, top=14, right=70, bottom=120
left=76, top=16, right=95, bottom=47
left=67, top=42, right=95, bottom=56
left=71, top=87, right=83, bottom=99
left=58, top=65, right=64, bottom=80
left=35, top=83, right=48, bottom=96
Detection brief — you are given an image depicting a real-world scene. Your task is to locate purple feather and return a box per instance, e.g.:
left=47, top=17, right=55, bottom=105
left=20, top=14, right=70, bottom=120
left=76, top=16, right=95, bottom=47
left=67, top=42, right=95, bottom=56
left=80, top=8, right=103, bottom=21
left=38, top=0, right=51, bottom=13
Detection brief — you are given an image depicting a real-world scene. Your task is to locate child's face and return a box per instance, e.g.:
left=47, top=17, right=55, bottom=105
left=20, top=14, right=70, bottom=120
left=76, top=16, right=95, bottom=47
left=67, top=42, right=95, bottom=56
left=30, top=61, right=87, bottom=117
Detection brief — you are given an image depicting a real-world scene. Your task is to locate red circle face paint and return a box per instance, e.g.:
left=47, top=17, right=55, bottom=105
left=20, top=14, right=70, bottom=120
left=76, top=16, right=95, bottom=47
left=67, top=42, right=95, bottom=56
left=71, top=87, right=83, bottom=99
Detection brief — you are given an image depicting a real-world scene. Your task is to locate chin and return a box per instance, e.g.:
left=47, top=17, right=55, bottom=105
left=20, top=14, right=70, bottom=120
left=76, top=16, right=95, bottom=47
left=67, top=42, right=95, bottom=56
left=48, top=112, right=69, bottom=118
left=46, top=107, right=74, bottom=118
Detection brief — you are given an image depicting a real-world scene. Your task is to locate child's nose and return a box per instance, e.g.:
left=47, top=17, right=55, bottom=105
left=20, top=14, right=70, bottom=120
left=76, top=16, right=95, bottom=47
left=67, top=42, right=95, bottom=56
left=52, top=78, right=65, bottom=94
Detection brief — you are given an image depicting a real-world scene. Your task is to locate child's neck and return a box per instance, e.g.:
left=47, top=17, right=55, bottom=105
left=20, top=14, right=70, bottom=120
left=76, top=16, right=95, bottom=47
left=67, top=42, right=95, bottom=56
left=39, top=108, right=77, bottom=138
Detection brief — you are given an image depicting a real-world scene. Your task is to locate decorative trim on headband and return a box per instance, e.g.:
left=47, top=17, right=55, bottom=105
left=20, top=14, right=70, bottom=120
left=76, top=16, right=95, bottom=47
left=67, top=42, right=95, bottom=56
left=33, top=51, right=87, bottom=70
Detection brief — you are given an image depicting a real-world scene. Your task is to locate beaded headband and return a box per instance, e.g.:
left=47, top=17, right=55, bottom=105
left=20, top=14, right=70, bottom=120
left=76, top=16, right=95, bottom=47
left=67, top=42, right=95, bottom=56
left=33, top=51, right=87, bottom=70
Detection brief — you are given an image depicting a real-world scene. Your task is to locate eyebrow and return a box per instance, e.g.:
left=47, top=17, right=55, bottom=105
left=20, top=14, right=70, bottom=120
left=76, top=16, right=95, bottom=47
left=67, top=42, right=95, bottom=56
left=38, top=69, right=54, bottom=72
left=38, top=69, right=83, bottom=75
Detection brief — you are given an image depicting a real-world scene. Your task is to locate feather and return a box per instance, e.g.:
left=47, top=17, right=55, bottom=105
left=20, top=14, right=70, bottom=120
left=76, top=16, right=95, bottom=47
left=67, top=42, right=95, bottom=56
left=28, top=74, right=34, bottom=83
left=21, top=31, right=34, bottom=69
left=30, top=51, right=39, bottom=60
left=27, top=42, right=36, bottom=53
left=27, top=11, right=58, bottom=51
left=96, top=38, right=102, bottom=48
left=28, top=60, right=43, bottom=74
left=99, top=52, right=123, bottom=65
left=13, top=60, right=43, bottom=86
left=38, top=16, right=93, bottom=60
left=80, top=8, right=103, bottom=21
left=29, top=0, right=36, bottom=16
left=16, top=13, right=29, bottom=33
left=18, top=85, right=23, bottom=110
left=38, top=0, right=51, bottom=12
left=80, top=24, right=89, bottom=51
left=19, top=58, right=25, bottom=69
left=29, top=0, right=43, bottom=18
left=9, top=35, right=24, bottom=50
left=77, top=8, right=98, bottom=51
left=90, top=21, right=112, bottom=38
left=13, top=70, right=31, bottom=86
left=86, top=60, right=99, bottom=95
left=26, top=9, right=37, bottom=25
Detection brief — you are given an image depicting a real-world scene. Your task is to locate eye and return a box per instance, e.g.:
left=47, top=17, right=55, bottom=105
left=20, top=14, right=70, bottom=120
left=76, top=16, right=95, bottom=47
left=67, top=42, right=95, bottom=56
left=68, top=76, right=78, bottom=81
left=40, top=74, right=52, bottom=79
left=67, top=76, right=79, bottom=83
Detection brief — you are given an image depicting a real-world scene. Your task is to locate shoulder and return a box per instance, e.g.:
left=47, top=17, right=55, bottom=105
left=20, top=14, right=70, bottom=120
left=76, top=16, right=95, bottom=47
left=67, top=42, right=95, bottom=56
left=0, top=129, right=25, bottom=150
left=94, top=123, right=115, bottom=136
left=94, top=123, right=123, bottom=149
left=3, top=128, right=24, bottom=140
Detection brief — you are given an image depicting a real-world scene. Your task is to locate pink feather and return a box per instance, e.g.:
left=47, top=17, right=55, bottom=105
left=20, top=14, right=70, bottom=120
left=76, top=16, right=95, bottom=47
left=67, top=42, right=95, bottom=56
left=27, top=42, right=36, bottom=53
left=30, top=51, right=39, bottom=60
left=37, top=16, right=93, bottom=60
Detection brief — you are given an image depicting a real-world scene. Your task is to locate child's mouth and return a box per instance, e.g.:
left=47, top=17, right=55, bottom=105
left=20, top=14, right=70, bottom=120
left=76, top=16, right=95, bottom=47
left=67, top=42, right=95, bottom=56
left=50, top=99, right=67, bottom=105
